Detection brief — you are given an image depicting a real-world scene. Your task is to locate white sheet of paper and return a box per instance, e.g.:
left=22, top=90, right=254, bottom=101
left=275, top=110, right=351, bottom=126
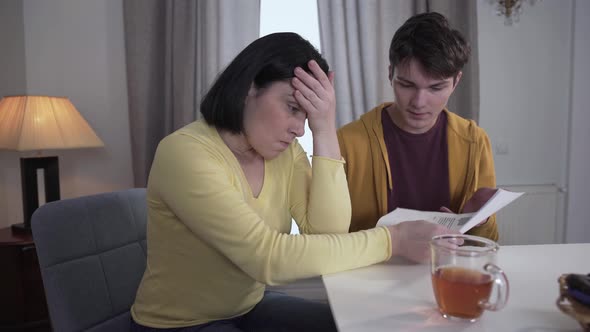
left=376, top=188, right=524, bottom=233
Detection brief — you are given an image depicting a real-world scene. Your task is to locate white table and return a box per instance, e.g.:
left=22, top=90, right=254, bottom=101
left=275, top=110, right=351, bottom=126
left=323, top=243, right=589, bottom=331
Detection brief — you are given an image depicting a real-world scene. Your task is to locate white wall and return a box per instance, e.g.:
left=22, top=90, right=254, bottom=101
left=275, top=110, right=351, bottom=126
left=566, top=0, right=590, bottom=243
left=0, top=1, right=26, bottom=95
left=0, top=0, right=27, bottom=228
left=478, top=0, right=590, bottom=243
left=476, top=0, right=590, bottom=243
left=478, top=0, right=572, bottom=187
left=0, top=0, right=133, bottom=229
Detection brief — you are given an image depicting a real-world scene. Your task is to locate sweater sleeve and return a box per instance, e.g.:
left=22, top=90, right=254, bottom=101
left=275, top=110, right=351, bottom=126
left=289, top=142, right=351, bottom=234
left=150, top=134, right=391, bottom=286
left=466, top=130, right=499, bottom=241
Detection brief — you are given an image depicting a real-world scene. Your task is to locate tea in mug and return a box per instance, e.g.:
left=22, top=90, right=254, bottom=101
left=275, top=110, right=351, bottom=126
left=432, top=266, right=493, bottom=319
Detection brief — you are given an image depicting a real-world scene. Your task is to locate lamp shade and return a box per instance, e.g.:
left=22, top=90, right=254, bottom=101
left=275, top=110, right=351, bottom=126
left=0, top=95, right=104, bottom=151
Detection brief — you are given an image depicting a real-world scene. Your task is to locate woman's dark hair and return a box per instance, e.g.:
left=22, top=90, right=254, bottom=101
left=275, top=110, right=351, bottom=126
left=389, top=12, right=470, bottom=80
left=200, top=32, right=329, bottom=133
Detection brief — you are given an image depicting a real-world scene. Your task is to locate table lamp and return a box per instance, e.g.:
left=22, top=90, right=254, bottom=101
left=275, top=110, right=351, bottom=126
left=0, top=95, right=104, bottom=233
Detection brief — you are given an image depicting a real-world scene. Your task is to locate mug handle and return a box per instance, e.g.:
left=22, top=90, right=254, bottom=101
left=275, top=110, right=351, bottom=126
left=480, top=263, right=510, bottom=311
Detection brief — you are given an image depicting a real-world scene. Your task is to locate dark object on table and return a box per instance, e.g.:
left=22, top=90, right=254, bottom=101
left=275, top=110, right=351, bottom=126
left=557, top=274, right=590, bottom=331
left=566, top=274, right=590, bottom=306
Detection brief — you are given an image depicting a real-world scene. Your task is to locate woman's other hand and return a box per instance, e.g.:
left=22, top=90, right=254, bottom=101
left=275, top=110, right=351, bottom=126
left=386, top=221, right=458, bottom=263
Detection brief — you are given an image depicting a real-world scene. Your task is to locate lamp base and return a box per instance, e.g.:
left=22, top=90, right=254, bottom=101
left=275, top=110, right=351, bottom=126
left=11, top=223, right=31, bottom=234
left=20, top=156, right=61, bottom=231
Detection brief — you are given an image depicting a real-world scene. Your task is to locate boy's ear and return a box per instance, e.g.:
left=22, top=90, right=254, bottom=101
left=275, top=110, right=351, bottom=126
left=388, top=65, right=393, bottom=82
left=453, top=71, right=463, bottom=88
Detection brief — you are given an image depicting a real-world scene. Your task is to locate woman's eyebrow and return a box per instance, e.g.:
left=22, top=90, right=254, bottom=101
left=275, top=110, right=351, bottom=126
left=283, top=90, right=298, bottom=101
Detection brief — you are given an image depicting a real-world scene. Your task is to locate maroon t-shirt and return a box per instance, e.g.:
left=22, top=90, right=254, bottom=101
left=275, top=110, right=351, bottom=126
left=382, top=109, right=450, bottom=213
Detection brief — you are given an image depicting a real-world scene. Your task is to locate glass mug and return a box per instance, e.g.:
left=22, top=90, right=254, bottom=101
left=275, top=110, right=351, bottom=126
left=430, top=234, right=509, bottom=322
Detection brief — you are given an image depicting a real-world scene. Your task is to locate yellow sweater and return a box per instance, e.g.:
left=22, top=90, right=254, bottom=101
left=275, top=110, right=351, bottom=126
left=131, top=120, right=391, bottom=328
left=337, top=103, right=498, bottom=240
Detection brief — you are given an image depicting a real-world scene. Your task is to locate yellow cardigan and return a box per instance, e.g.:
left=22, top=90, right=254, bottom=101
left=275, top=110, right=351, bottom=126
left=337, top=103, right=498, bottom=241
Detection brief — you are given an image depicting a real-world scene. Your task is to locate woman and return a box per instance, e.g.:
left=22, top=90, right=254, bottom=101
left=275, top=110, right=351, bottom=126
left=131, top=32, right=451, bottom=332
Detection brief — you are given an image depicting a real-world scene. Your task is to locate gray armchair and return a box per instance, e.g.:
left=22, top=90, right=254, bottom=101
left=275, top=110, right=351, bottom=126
left=31, top=188, right=147, bottom=332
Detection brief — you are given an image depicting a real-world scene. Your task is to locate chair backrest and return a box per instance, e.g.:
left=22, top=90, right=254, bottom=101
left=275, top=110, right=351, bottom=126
left=32, top=188, right=147, bottom=332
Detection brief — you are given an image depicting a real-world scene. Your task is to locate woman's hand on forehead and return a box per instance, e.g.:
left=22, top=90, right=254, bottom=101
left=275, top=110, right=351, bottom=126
left=291, top=60, right=336, bottom=134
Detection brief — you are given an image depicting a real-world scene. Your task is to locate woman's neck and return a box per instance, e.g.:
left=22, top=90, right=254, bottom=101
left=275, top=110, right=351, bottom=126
left=218, top=129, right=261, bottom=163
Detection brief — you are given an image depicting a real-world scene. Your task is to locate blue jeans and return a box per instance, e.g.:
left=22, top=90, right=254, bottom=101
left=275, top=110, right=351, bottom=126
left=130, top=291, right=337, bottom=332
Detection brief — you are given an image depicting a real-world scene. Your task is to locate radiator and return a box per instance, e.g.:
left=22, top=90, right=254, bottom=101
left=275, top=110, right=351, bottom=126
left=497, top=184, right=565, bottom=245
